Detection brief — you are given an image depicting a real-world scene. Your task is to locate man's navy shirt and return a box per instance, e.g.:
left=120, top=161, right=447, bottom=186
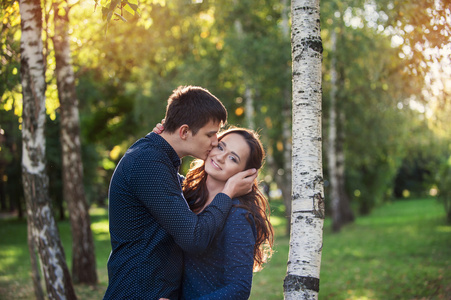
left=104, top=133, right=232, bottom=300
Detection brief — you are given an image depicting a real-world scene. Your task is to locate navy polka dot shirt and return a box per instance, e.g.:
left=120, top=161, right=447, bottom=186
left=103, top=133, right=232, bottom=300
left=182, top=200, right=257, bottom=299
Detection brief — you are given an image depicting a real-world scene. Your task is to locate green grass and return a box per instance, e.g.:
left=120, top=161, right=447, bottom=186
left=1, top=198, right=450, bottom=299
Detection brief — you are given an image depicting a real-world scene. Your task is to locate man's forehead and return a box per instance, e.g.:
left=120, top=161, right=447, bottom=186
left=201, top=120, right=221, bottom=133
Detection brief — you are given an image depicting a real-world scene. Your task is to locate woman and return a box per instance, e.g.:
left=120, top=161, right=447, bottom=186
left=180, top=127, right=274, bottom=299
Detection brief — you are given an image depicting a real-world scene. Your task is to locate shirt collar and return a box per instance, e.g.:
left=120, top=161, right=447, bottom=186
left=145, top=132, right=181, bottom=168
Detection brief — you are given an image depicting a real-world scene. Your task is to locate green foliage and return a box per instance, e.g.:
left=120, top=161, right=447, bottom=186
left=0, top=2, right=21, bottom=102
left=2, top=0, right=450, bottom=219
left=321, top=0, right=420, bottom=214
left=1, top=2, right=22, bottom=213
left=99, top=0, right=141, bottom=25
left=0, top=108, right=23, bottom=214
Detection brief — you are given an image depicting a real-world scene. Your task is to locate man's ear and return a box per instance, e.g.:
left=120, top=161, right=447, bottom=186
left=179, top=124, right=190, bottom=140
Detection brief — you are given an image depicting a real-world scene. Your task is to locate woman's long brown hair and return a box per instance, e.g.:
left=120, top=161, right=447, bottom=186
left=182, top=127, right=274, bottom=271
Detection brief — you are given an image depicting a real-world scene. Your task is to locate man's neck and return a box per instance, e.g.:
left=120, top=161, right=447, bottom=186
left=160, top=131, right=185, bottom=158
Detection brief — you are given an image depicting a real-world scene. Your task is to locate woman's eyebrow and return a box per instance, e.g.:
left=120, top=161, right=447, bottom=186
left=221, top=141, right=241, bottom=162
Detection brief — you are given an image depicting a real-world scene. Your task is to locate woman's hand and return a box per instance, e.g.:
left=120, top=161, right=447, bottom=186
left=152, top=119, right=165, bottom=134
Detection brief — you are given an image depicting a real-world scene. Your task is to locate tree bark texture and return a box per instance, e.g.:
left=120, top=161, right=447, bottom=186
left=19, top=0, right=77, bottom=298
left=284, top=0, right=324, bottom=299
left=53, top=1, right=98, bottom=285
left=281, top=98, right=293, bottom=233
left=27, top=217, right=45, bottom=300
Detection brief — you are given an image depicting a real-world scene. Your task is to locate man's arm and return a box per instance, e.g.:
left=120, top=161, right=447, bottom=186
left=129, top=153, right=232, bottom=253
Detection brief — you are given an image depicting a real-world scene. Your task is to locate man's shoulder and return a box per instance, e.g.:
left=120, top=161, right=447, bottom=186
left=126, top=136, right=168, bottom=162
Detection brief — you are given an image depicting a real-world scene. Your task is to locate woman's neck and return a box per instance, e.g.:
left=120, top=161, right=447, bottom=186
left=199, top=175, right=226, bottom=212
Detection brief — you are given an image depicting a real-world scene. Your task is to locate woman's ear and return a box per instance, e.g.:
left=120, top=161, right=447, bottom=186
left=179, top=124, right=190, bottom=140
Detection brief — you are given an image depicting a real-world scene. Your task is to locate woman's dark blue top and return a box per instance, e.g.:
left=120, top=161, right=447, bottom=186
left=182, top=199, right=257, bottom=299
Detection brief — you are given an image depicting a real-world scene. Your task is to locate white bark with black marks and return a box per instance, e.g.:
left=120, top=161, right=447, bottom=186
left=284, top=0, right=324, bottom=299
left=19, top=0, right=77, bottom=298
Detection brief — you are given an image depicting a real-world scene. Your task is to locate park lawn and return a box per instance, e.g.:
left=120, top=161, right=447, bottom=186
left=0, top=198, right=450, bottom=299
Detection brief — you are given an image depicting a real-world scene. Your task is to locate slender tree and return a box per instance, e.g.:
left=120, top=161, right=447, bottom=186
left=283, top=0, right=324, bottom=299
left=327, top=28, right=341, bottom=232
left=19, top=0, right=76, bottom=298
left=52, top=0, right=98, bottom=284
left=327, top=26, right=353, bottom=233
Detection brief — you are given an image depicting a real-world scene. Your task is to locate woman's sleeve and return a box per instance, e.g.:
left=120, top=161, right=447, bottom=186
left=195, top=207, right=256, bottom=300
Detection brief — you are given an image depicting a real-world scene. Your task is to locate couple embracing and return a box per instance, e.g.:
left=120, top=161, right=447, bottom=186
left=104, top=86, right=274, bottom=299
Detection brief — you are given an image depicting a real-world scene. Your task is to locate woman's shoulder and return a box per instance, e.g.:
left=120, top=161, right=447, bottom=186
left=229, top=198, right=255, bottom=223
left=230, top=198, right=248, bottom=212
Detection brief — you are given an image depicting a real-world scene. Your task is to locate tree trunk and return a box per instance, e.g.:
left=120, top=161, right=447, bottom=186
left=328, top=29, right=341, bottom=232
left=27, top=216, right=45, bottom=300
left=19, top=0, right=77, bottom=298
left=233, top=15, right=255, bottom=131
left=337, top=111, right=354, bottom=224
left=53, top=1, right=98, bottom=285
left=244, top=86, right=255, bottom=129
left=284, top=0, right=324, bottom=299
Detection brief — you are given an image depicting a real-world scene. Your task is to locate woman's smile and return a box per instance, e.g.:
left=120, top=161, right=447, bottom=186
left=210, top=158, right=222, bottom=170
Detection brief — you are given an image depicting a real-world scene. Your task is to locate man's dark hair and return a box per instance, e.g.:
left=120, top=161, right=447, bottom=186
left=164, top=86, right=227, bottom=135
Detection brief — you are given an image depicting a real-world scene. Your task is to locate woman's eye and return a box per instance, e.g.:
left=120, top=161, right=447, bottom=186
left=229, top=156, right=237, bottom=163
left=218, top=145, right=223, bottom=151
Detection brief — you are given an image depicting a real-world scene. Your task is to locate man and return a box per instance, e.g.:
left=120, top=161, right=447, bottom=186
left=104, top=86, right=257, bottom=299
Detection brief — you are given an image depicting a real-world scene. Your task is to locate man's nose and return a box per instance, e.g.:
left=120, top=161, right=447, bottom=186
left=211, top=136, right=218, bottom=147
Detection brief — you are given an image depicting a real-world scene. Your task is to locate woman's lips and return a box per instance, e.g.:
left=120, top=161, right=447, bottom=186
left=211, top=159, right=221, bottom=170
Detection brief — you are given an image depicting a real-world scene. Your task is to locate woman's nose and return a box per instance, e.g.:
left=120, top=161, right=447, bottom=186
left=217, top=152, right=226, bottom=162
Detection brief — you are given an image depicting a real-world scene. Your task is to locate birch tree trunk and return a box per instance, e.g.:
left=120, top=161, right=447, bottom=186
left=19, top=0, right=77, bottom=298
left=327, top=29, right=341, bottom=232
left=53, top=1, right=98, bottom=285
left=328, top=19, right=354, bottom=232
left=27, top=217, right=45, bottom=300
left=244, top=86, right=255, bottom=129
left=284, top=0, right=324, bottom=298
left=337, top=110, right=354, bottom=224
left=233, top=15, right=255, bottom=130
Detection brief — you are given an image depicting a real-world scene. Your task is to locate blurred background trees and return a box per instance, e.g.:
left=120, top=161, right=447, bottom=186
left=1, top=0, right=450, bottom=229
